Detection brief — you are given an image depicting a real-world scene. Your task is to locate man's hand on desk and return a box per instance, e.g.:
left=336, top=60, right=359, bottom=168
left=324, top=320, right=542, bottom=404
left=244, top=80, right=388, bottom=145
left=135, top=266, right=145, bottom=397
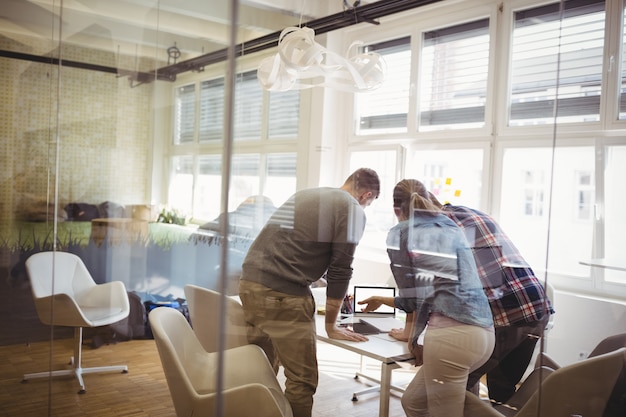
left=325, top=324, right=369, bottom=342
left=389, top=327, right=409, bottom=341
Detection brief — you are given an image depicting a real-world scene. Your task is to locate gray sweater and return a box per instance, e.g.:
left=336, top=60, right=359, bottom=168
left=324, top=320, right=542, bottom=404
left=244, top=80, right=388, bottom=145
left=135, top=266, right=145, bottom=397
left=241, top=187, right=366, bottom=298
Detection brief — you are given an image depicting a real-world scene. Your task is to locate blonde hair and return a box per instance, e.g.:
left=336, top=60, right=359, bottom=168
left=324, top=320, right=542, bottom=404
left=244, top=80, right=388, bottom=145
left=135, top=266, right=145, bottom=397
left=393, top=179, right=440, bottom=218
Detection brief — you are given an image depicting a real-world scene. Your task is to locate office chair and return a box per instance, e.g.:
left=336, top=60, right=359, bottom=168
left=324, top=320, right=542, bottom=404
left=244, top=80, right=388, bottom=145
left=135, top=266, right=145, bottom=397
left=488, top=348, right=626, bottom=417
left=22, top=251, right=130, bottom=394
left=149, top=306, right=293, bottom=417
left=183, top=284, right=248, bottom=352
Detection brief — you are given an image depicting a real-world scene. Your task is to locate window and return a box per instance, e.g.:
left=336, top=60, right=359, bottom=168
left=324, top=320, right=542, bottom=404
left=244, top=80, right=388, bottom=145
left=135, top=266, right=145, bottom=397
left=500, top=146, right=596, bottom=280
left=575, top=170, right=594, bottom=221
left=405, top=149, right=484, bottom=208
left=194, top=155, right=222, bottom=220
left=199, top=79, right=224, bottom=143
left=169, top=153, right=297, bottom=221
left=523, top=170, right=545, bottom=217
left=602, top=144, right=626, bottom=285
left=176, top=70, right=300, bottom=144
left=355, top=37, right=411, bottom=134
left=510, top=0, right=605, bottom=126
left=268, top=90, right=300, bottom=138
left=234, top=71, right=263, bottom=141
left=419, top=19, right=490, bottom=130
left=169, top=70, right=300, bottom=220
left=265, top=153, right=297, bottom=206
left=620, top=4, right=626, bottom=120
left=174, top=85, right=196, bottom=144
left=349, top=149, right=399, bottom=248
left=169, top=156, right=194, bottom=214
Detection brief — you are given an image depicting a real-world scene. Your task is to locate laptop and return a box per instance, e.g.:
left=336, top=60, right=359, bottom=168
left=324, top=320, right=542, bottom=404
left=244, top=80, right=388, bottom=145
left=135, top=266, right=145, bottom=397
left=349, top=286, right=405, bottom=334
left=352, top=286, right=397, bottom=317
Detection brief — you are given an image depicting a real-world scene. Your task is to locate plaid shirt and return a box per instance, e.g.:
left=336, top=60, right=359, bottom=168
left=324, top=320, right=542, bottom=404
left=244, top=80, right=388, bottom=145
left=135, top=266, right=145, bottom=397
left=442, top=204, right=553, bottom=327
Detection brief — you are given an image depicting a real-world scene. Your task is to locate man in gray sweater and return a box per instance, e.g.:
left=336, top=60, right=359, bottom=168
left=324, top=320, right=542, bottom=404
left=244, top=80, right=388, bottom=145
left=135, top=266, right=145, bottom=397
left=239, top=167, right=380, bottom=417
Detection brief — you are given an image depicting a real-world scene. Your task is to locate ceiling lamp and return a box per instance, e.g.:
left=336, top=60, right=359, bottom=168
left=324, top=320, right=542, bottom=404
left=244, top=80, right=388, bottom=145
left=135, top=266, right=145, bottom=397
left=257, top=26, right=386, bottom=92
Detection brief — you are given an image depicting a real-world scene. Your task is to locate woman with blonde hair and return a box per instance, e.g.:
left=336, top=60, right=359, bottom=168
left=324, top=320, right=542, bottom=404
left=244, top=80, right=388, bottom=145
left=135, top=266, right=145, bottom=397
left=359, top=179, right=494, bottom=417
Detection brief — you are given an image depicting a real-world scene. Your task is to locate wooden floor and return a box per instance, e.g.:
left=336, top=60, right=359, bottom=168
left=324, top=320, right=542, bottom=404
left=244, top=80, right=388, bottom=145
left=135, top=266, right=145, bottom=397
left=0, top=336, right=414, bottom=417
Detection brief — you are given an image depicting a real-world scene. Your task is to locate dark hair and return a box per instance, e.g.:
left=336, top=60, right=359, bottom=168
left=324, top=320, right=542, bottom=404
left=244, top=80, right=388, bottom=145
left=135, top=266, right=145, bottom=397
left=393, top=179, right=440, bottom=218
left=344, top=168, right=381, bottom=198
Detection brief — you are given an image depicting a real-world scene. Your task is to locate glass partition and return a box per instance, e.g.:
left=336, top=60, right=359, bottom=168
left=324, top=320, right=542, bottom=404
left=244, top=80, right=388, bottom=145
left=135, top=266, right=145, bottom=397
left=2, top=1, right=626, bottom=416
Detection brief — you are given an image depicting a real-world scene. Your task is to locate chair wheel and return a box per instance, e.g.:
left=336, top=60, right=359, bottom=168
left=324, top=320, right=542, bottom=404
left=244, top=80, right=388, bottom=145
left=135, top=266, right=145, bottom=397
left=122, top=370, right=128, bottom=374
left=21, top=379, right=28, bottom=384
left=352, top=394, right=358, bottom=401
left=78, top=389, right=86, bottom=394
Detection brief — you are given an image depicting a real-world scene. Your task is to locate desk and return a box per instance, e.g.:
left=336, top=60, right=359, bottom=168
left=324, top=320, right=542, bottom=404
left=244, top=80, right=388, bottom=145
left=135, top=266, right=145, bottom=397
left=315, top=315, right=413, bottom=417
left=90, top=218, right=148, bottom=246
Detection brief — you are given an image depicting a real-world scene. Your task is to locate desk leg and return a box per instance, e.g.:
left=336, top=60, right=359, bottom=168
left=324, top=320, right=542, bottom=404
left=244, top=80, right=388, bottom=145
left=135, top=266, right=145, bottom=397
left=378, top=362, right=395, bottom=417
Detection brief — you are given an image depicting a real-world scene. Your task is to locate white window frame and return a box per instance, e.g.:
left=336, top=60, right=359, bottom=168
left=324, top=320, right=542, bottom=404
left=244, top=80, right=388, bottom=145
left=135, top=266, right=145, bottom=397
left=333, top=0, right=626, bottom=299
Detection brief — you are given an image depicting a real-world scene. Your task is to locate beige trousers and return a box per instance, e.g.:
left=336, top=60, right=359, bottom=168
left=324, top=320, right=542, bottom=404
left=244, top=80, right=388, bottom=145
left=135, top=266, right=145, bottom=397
left=239, top=280, right=318, bottom=417
left=401, top=323, right=495, bottom=417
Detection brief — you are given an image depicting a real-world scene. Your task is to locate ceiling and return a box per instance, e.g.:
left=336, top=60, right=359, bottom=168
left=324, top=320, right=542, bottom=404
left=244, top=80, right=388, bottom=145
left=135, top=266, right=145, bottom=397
left=0, top=0, right=434, bottom=82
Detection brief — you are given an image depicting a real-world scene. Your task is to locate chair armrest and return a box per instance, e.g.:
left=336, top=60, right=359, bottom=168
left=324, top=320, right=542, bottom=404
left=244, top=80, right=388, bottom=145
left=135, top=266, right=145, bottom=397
left=464, top=392, right=503, bottom=417
left=223, top=344, right=283, bottom=391
left=218, top=383, right=292, bottom=417
left=535, top=351, right=560, bottom=370
left=494, top=366, right=555, bottom=415
left=34, top=293, right=87, bottom=327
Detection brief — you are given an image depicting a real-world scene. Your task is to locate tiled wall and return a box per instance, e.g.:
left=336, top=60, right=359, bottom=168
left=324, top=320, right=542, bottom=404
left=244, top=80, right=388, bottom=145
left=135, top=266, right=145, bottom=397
left=0, top=34, right=154, bottom=222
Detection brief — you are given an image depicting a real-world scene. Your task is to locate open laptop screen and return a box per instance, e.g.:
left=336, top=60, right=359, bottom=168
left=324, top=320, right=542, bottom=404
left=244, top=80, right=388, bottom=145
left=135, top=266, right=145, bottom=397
left=352, top=286, right=396, bottom=317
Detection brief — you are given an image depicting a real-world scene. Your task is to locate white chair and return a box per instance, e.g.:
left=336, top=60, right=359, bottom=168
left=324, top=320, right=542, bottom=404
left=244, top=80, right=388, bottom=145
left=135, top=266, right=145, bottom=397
left=184, top=284, right=248, bottom=352
left=149, top=306, right=293, bottom=417
left=22, top=251, right=130, bottom=394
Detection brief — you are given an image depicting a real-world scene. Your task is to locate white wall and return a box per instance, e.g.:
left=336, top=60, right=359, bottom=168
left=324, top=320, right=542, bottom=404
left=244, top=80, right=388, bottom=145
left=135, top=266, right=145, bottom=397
left=545, top=290, right=626, bottom=366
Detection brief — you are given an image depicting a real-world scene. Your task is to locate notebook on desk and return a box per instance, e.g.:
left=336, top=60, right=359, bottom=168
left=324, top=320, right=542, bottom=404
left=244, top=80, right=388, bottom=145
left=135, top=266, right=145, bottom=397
left=351, top=286, right=405, bottom=333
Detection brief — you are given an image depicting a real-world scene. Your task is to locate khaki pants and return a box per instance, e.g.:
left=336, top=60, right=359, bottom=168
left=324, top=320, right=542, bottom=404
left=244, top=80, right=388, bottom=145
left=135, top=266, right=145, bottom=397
left=402, top=324, right=495, bottom=417
left=239, top=280, right=318, bottom=417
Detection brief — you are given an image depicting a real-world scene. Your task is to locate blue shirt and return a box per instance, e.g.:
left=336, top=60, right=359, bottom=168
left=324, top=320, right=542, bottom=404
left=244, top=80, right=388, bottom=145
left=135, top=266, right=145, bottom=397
left=387, top=212, right=493, bottom=344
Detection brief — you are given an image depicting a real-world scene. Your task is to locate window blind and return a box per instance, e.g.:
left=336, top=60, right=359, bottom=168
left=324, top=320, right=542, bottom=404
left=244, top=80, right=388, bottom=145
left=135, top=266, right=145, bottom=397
left=234, top=71, right=263, bottom=141
left=268, top=90, right=300, bottom=138
left=174, top=84, right=195, bottom=144
left=232, top=154, right=261, bottom=176
left=620, top=4, right=626, bottom=120
left=199, top=78, right=225, bottom=142
left=356, top=37, right=411, bottom=133
left=198, top=154, right=221, bottom=175
left=267, top=153, right=297, bottom=176
left=510, top=0, right=605, bottom=125
left=419, top=18, right=490, bottom=130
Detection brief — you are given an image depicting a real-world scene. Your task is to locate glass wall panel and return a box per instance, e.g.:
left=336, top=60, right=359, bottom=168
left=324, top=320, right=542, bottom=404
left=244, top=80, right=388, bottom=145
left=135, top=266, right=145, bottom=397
left=3, top=1, right=626, bottom=415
